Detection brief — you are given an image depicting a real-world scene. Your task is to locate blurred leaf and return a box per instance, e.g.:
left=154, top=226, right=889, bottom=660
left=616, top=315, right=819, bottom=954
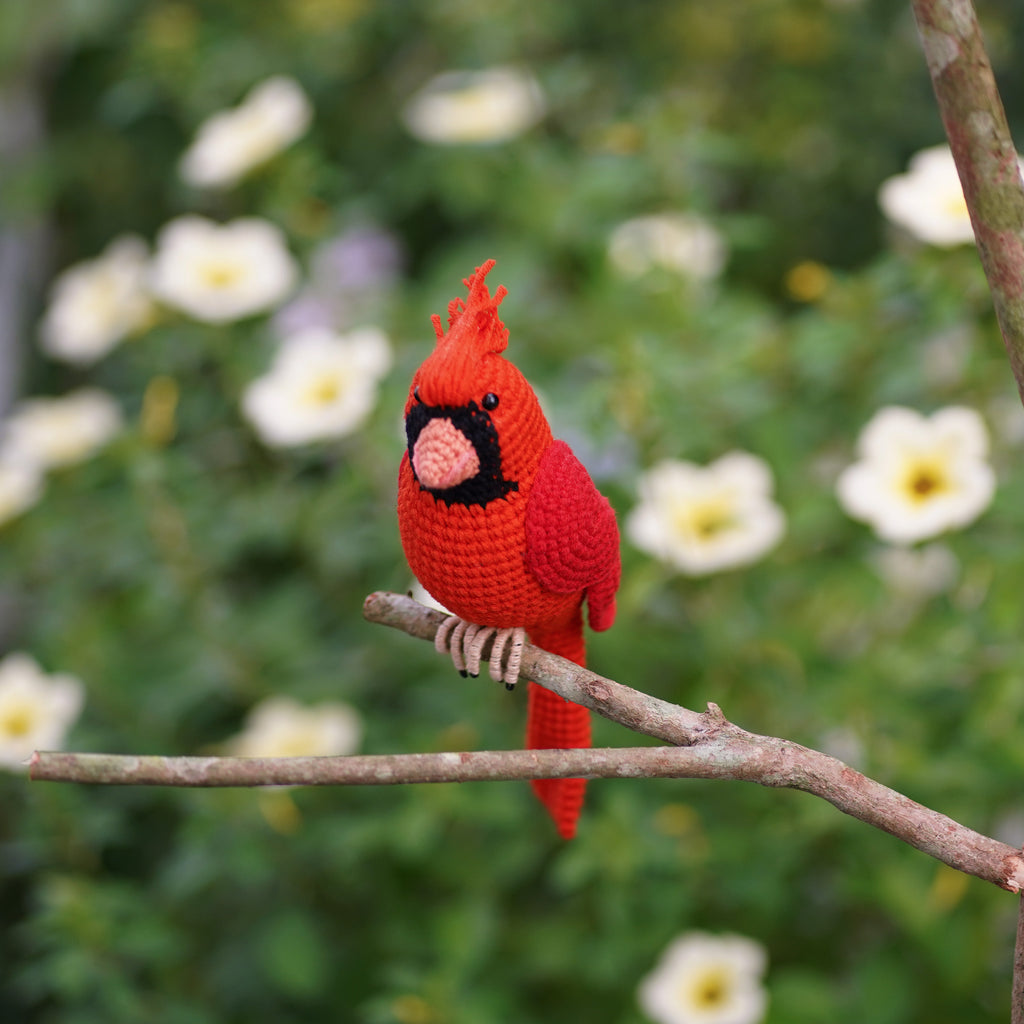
left=258, top=910, right=329, bottom=1000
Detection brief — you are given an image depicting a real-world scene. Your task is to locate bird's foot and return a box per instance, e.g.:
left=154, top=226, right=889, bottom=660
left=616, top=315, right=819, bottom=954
left=434, top=618, right=526, bottom=690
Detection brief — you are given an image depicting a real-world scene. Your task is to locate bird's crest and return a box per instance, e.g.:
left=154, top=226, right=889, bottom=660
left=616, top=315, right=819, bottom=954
left=430, top=259, right=509, bottom=357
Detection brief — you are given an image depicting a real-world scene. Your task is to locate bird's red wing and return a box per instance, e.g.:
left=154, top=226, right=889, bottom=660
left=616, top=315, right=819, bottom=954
left=524, top=440, right=621, bottom=632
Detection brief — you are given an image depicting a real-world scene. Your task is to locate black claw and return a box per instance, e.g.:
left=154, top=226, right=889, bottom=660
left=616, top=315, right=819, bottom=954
left=469, top=671, right=479, bottom=678
left=505, top=682, right=516, bottom=692
left=458, top=670, right=468, bottom=678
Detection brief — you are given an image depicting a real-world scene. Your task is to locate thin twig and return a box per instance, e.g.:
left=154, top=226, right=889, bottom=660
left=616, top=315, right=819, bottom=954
left=30, top=591, right=1024, bottom=894
left=1014, top=895, right=1024, bottom=1024
left=911, top=0, right=1024, bottom=402
left=29, top=747, right=700, bottom=787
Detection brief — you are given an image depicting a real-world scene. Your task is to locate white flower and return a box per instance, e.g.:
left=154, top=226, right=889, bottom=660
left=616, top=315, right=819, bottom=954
left=402, top=67, right=546, bottom=145
left=242, top=326, right=392, bottom=446
left=878, top=145, right=980, bottom=247
left=608, top=214, right=727, bottom=281
left=638, top=932, right=768, bottom=1024
left=180, top=75, right=313, bottom=188
left=149, top=215, right=299, bottom=324
left=2, top=389, right=122, bottom=471
left=0, top=459, right=44, bottom=527
left=228, top=696, right=362, bottom=758
left=836, top=406, right=995, bottom=544
left=39, top=235, right=154, bottom=365
left=0, top=653, right=84, bottom=768
left=627, top=453, right=785, bottom=576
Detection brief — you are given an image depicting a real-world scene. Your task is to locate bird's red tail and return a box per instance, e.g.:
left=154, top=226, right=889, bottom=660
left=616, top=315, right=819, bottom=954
left=526, top=615, right=590, bottom=840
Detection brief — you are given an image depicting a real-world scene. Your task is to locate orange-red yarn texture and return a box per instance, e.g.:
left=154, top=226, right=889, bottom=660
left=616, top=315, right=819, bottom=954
left=397, top=261, right=620, bottom=839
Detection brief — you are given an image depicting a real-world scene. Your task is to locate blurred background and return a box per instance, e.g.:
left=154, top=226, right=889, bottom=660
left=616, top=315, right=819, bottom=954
left=3, top=1, right=1024, bottom=1021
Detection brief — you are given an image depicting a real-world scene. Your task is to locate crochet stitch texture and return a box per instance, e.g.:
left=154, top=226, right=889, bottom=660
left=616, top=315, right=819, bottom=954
left=397, top=260, right=620, bottom=838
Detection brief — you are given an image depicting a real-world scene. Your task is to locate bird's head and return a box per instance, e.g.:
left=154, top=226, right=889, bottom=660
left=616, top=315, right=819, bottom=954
left=405, top=260, right=551, bottom=507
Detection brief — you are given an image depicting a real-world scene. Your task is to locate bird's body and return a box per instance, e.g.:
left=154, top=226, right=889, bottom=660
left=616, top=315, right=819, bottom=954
left=397, top=261, right=620, bottom=839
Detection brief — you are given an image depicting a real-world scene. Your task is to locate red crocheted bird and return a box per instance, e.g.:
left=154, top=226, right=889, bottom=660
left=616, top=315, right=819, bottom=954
left=397, top=260, right=621, bottom=839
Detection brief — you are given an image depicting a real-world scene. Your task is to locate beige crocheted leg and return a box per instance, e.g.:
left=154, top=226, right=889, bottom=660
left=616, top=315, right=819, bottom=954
left=488, top=626, right=526, bottom=690
left=434, top=614, right=458, bottom=655
left=434, top=618, right=525, bottom=688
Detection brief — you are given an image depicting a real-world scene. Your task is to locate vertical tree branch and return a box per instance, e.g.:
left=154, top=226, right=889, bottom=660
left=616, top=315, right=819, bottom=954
left=911, top=2, right=1024, bottom=1015
left=911, top=0, right=1024, bottom=403
left=1014, top=895, right=1024, bottom=1024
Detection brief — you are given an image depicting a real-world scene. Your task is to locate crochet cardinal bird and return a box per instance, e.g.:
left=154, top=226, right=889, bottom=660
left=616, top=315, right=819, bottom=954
left=397, top=260, right=621, bottom=839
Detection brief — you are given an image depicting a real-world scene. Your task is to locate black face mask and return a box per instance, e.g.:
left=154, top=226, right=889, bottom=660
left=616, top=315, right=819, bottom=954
left=405, top=398, right=518, bottom=508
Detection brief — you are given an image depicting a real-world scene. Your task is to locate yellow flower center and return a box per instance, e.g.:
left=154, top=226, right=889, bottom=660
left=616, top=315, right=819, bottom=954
left=250, top=721, right=327, bottom=758
left=674, top=498, right=736, bottom=542
left=903, top=459, right=950, bottom=503
left=1, top=703, right=36, bottom=738
left=201, top=262, right=244, bottom=290
left=83, top=275, right=122, bottom=320
left=943, top=191, right=969, bottom=219
left=687, top=966, right=731, bottom=1009
left=302, top=373, right=346, bottom=407
left=273, top=732, right=322, bottom=757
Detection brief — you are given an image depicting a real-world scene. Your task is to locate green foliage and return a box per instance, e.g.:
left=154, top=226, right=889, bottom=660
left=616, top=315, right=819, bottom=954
left=4, top=1, right=1024, bottom=1021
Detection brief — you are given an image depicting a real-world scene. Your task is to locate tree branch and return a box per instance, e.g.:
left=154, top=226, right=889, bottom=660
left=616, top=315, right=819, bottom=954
left=911, top=0, right=1024, bottom=402
left=363, top=592, right=1024, bottom=892
left=361, top=590, right=703, bottom=746
left=909, top=1, right=1024, bottom=1013
left=1014, top=895, right=1024, bottom=1024
left=30, top=591, right=1024, bottom=895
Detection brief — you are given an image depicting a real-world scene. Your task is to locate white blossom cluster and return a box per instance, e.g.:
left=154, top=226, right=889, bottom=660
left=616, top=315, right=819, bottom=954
left=618, top=143, right=1005, bottom=577
left=5, top=74, right=389, bottom=766
left=628, top=403, right=996, bottom=577
left=22, top=73, right=395, bottom=490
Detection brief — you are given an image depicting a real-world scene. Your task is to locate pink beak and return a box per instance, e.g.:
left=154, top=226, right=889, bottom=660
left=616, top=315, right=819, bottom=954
left=412, top=417, right=481, bottom=490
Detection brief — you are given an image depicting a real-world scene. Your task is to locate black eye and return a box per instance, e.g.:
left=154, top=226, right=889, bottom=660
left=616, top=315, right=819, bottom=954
left=482, top=393, right=499, bottom=410
left=413, top=386, right=422, bottom=404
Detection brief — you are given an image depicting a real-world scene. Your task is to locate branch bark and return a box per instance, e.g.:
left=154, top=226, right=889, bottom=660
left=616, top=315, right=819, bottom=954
left=1014, top=895, right=1024, bottom=1024
left=911, top=0, right=1024, bottom=403
left=30, top=591, right=1024, bottom=896
left=909, top=2, right=1024, bottom=1015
